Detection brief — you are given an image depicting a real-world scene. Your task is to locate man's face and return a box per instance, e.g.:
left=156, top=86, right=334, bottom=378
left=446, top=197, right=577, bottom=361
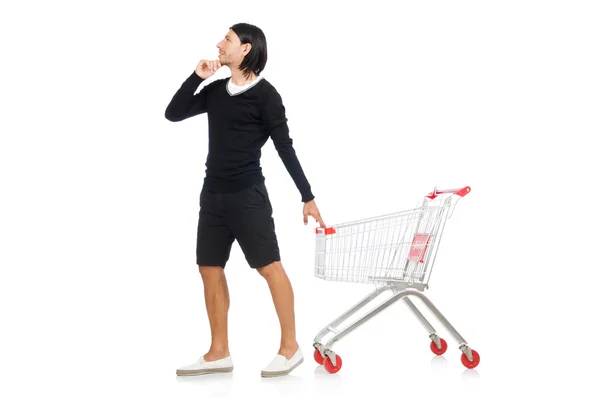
left=216, top=30, right=250, bottom=67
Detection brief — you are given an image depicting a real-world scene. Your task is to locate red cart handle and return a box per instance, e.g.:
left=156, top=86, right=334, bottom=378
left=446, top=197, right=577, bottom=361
left=315, top=227, right=336, bottom=235
left=426, top=186, right=471, bottom=199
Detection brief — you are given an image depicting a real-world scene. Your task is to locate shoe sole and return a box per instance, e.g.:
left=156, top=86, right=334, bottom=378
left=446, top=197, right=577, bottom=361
left=176, top=366, right=233, bottom=376
left=261, top=357, right=304, bottom=378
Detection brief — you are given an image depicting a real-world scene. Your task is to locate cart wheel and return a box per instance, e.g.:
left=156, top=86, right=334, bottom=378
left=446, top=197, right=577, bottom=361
left=324, top=354, right=342, bottom=374
left=461, top=349, right=480, bottom=369
left=430, top=338, right=448, bottom=355
left=313, top=348, right=324, bottom=365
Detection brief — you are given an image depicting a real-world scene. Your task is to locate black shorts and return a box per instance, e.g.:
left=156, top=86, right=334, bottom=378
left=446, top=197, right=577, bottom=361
left=196, top=182, right=280, bottom=269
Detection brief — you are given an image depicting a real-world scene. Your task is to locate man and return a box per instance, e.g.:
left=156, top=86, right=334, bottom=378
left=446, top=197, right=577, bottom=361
left=164, top=23, right=325, bottom=378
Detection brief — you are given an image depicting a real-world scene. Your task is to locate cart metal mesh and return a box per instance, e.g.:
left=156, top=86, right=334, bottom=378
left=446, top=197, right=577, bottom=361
left=314, top=190, right=463, bottom=288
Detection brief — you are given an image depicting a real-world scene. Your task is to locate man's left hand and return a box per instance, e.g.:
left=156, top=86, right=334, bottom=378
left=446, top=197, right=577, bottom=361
left=303, top=200, right=325, bottom=228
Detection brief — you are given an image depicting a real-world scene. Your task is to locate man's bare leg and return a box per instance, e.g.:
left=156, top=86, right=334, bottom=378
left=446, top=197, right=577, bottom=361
left=198, top=265, right=231, bottom=360
left=257, top=261, right=299, bottom=359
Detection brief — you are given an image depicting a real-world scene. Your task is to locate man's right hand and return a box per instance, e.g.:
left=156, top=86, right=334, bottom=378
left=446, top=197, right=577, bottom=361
left=195, top=59, right=222, bottom=79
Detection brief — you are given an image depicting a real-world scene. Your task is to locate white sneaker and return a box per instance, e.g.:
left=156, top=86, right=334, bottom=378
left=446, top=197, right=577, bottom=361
left=176, top=355, right=234, bottom=376
left=261, top=347, right=304, bottom=377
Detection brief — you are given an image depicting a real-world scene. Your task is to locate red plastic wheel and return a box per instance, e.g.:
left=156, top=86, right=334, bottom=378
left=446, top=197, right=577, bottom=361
left=430, top=338, right=448, bottom=355
left=313, top=348, right=324, bottom=365
left=324, top=354, right=342, bottom=374
left=461, top=349, right=480, bottom=369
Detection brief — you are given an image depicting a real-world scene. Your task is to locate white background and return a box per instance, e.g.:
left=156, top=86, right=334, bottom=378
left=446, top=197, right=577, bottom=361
left=1, top=0, right=599, bottom=396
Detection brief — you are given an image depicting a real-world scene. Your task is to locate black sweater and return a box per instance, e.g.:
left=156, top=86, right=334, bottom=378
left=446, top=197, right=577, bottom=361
left=165, top=71, right=314, bottom=203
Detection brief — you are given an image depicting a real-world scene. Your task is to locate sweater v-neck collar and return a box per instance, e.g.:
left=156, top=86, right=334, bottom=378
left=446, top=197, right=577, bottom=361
left=226, top=76, right=264, bottom=96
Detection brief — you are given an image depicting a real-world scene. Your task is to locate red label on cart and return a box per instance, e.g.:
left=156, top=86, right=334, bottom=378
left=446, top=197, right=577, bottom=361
left=408, top=233, right=431, bottom=263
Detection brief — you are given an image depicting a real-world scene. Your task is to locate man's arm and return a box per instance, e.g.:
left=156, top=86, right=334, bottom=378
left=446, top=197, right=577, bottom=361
left=262, top=87, right=315, bottom=203
left=164, top=71, right=208, bottom=122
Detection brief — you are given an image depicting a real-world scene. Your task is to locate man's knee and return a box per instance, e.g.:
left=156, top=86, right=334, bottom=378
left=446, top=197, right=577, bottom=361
left=198, top=264, right=225, bottom=279
left=256, top=261, right=283, bottom=279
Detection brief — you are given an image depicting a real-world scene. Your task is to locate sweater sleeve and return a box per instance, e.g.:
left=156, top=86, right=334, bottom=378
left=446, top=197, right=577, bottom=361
left=164, top=71, right=208, bottom=122
left=262, top=86, right=315, bottom=203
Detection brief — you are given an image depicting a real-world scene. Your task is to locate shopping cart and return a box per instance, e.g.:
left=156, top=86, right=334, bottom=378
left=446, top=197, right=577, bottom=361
left=312, top=186, right=480, bottom=373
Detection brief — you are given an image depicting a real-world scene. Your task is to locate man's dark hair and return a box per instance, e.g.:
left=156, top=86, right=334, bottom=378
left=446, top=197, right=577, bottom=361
left=230, top=23, right=268, bottom=77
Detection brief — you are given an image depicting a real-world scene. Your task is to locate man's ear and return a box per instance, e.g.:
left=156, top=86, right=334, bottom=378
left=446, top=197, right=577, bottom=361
left=243, top=43, right=252, bottom=56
